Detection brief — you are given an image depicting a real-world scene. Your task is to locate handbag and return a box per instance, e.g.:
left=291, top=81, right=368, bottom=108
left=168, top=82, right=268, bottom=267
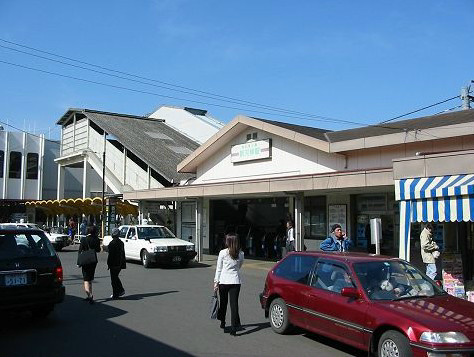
left=210, top=291, right=219, bottom=320
left=77, top=237, right=98, bottom=266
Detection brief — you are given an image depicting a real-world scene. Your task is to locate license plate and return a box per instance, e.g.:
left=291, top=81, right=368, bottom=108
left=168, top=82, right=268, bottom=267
left=5, top=273, right=27, bottom=286
left=172, top=256, right=182, bottom=262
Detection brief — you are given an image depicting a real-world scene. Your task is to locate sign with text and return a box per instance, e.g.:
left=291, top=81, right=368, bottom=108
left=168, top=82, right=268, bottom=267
left=231, top=139, right=272, bottom=163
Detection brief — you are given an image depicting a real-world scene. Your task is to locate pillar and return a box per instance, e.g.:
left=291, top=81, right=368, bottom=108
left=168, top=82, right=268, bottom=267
left=195, top=198, right=203, bottom=262
left=294, top=193, right=304, bottom=251
left=82, top=157, right=90, bottom=199
left=57, top=165, right=65, bottom=200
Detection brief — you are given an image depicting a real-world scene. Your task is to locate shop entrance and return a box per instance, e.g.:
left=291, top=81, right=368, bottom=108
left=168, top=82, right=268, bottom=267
left=209, top=197, right=289, bottom=259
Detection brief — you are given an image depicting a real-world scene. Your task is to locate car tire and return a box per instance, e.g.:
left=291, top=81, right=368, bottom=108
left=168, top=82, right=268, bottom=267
left=141, top=250, right=151, bottom=268
left=378, top=330, right=412, bottom=357
left=31, top=305, right=53, bottom=319
left=269, top=298, right=291, bottom=334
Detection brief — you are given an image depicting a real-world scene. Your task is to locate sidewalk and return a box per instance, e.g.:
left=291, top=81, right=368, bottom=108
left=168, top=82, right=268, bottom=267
left=201, top=254, right=277, bottom=272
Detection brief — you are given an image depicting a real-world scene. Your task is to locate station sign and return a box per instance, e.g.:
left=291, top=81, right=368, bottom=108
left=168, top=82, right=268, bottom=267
left=231, top=139, right=272, bottom=163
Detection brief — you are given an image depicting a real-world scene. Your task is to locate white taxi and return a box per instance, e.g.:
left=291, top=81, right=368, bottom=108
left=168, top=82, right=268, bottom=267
left=102, top=225, right=196, bottom=268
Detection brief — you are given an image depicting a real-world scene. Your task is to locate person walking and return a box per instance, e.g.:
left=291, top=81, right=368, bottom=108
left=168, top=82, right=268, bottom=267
left=420, top=223, right=440, bottom=280
left=78, top=226, right=101, bottom=304
left=107, top=228, right=126, bottom=299
left=79, top=220, right=87, bottom=237
left=214, top=233, right=244, bottom=336
left=320, top=224, right=352, bottom=252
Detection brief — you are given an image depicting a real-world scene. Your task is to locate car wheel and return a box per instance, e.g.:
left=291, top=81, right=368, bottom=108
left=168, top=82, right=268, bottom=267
left=378, top=330, right=412, bottom=357
left=269, top=298, right=291, bottom=334
left=31, top=305, right=53, bottom=319
left=141, top=250, right=151, bottom=268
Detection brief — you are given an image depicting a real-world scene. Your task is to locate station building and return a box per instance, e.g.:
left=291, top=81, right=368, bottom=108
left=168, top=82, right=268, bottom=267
left=123, top=109, right=474, bottom=266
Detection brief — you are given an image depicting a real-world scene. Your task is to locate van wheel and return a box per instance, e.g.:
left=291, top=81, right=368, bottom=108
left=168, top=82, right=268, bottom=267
left=378, top=330, right=412, bottom=357
left=141, top=250, right=151, bottom=268
left=269, top=298, right=291, bottom=334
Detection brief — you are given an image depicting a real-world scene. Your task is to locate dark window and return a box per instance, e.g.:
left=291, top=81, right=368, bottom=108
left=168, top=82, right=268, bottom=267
left=9, top=151, right=22, bottom=179
left=0, top=150, right=4, bottom=178
left=312, top=261, right=354, bottom=293
left=26, top=153, right=39, bottom=179
left=304, top=196, right=327, bottom=239
left=119, top=226, right=128, bottom=238
left=0, top=233, right=55, bottom=259
left=274, top=255, right=317, bottom=285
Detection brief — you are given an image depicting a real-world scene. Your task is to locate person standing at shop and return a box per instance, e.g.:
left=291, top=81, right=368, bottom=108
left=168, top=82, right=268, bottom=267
left=420, top=223, right=440, bottom=280
left=285, top=220, right=295, bottom=255
left=320, top=224, right=352, bottom=252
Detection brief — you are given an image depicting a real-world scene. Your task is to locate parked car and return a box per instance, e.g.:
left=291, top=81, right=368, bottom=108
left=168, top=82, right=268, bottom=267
left=0, top=223, right=70, bottom=251
left=0, top=228, right=65, bottom=318
left=260, top=251, right=474, bottom=357
left=102, top=225, right=197, bottom=268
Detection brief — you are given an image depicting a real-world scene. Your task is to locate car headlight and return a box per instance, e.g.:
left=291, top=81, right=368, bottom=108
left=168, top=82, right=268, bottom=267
left=186, top=245, right=194, bottom=251
left=154, top=246, right=168, bottom=252
left=420, top=332, right=470, bottom=344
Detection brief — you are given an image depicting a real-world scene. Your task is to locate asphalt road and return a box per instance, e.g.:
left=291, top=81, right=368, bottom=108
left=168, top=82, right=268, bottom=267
left=0, top=245, right=365, bottom=357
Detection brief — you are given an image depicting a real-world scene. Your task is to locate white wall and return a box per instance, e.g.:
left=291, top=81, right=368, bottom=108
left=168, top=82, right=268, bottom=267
left=194, top=129, right=345, bottom=184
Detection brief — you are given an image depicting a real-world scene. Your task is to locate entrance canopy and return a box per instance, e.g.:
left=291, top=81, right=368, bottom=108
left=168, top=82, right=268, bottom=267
left=396, top=174, right=474, bottom=260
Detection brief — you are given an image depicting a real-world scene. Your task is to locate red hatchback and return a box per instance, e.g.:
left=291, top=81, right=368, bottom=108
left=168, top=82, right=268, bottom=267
left=260, top=252, right=474, bottom=357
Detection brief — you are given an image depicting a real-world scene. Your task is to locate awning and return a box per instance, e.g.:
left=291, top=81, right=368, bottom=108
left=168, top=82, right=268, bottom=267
left=396, top=174, right=474, bottom=261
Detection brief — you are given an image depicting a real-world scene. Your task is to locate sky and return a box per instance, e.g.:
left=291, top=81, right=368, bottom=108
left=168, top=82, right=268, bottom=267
left=0, top=0, right=473, bottom=140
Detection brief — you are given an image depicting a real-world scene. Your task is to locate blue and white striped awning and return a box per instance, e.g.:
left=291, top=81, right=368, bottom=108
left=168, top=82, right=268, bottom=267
left=396, top=174, right=474, bottom=201
left=396, top=174, right=474, bottom=260
left=395, top=174, right=474, bottom=223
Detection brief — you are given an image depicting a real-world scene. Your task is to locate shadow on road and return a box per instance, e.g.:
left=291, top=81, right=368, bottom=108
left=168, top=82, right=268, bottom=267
left=95, top=290, right=179, bottom=302
left=0, top=295, right=196, bottom=357
left=233, top=322, right=271, bottom=336
left=302, top=331, right=366, bottom=357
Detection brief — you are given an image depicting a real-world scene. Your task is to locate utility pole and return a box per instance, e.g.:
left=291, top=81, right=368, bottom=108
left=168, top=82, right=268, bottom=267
left=101, top=133, right=107, bottom=239
left=461, top=84, right=473, bottom=110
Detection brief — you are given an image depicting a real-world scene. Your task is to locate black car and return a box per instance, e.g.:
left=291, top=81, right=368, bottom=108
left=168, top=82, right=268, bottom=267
left=0, top=228, right=65, bottom=318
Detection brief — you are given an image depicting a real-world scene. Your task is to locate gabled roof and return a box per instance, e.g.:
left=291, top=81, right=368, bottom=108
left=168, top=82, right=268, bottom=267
left=177, top=115, right=331, bottom=173
left=59, top=109, right=199, bottom=183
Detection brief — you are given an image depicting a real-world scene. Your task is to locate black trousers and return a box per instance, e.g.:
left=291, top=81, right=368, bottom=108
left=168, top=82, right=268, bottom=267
left=110, top=268, right=124, bottom=297
left=217, top=284, right=241, bottom=330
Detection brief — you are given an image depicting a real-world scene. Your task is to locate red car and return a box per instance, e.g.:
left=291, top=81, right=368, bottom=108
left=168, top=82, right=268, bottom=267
left=260, top=252, right=474, bottom=357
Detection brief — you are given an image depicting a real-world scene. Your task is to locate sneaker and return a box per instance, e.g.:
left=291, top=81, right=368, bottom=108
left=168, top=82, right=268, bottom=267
left=118, top=290, right=125, bottom=297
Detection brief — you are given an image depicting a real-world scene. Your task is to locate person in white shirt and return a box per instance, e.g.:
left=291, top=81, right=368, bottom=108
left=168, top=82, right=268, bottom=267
left=285, top=220, right=295, bottom=255
left=214, top=233, right=244, bottom=336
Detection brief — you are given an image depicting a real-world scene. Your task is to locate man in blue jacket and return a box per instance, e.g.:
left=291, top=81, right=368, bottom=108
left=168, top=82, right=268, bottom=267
left=320, top=224, right=352, bottom=252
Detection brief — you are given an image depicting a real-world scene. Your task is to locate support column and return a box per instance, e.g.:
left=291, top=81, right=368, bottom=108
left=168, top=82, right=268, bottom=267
left=57, top=165, right=65, bottom=200
left=294, top=193, right=304, bottom=251
left=82, top=157, right=90, bottom=199
left=2, top=131, right=9, bottom=199
left=398, top=200, right=412, bottom=261
left=195, top=198, right=203, bottom=262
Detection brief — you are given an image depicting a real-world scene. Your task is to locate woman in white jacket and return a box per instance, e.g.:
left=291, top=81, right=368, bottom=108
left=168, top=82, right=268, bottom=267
left=214, top=233, right=244, bottom=336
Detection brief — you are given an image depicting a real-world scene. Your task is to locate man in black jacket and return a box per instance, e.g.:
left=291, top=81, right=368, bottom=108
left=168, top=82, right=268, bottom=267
left=107, top=228, right=126, bottom=299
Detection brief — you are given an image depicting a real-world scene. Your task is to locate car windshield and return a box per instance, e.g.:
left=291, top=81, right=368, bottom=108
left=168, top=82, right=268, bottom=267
left=0, top=232, right=55, bottom=259
left=137, top=226, right=176, bottom=239
left=354, top=260, right=445, bottom=301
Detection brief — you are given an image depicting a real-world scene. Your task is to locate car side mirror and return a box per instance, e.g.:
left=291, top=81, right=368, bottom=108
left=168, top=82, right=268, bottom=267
left=341, top=287, right=361, bottom=299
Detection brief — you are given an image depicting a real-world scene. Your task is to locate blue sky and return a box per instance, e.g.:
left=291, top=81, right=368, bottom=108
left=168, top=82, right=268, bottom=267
left=0, top=1, right=472, bottom=139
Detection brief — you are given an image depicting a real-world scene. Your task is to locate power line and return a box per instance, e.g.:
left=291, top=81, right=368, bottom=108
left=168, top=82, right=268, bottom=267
left=378, top=96, right=460, bottom=124
left=0, top=38, right=351, bottom=124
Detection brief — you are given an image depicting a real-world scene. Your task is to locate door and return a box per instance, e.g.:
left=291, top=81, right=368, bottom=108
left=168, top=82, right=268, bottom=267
left=303, top=260, right=369, bottom=350
left=125, top=227, right=141, bottom=260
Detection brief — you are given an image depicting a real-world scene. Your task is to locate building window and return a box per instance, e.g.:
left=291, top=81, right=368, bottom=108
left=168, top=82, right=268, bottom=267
left=304, top=196, right=327, bottom=239
left=9, top=151, right=22, bottom=179
left=0, top=150, right=4, bottom=178
left=26, top=153, right=39, bottom=179
left=246, top=132, right=258, bottom=141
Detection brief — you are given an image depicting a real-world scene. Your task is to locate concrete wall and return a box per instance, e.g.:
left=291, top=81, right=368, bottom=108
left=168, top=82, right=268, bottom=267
left=194, top=128, right=345, bottom=184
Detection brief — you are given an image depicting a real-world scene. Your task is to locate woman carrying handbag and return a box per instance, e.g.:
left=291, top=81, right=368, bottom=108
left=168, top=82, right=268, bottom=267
left=77, top=225, right=101, bottom=304
left=214, top=233, right=244, bottom=336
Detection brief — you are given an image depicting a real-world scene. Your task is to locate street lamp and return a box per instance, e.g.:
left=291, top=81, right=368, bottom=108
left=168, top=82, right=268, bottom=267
left=101, top=133, right=107, bottom=239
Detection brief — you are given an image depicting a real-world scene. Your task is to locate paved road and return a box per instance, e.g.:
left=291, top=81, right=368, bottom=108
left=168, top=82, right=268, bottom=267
left=0, top=246, right=365, bottom=357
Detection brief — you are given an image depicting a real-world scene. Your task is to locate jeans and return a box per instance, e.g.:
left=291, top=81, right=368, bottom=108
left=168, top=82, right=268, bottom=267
left=426, top=263, right=437, bottom=280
